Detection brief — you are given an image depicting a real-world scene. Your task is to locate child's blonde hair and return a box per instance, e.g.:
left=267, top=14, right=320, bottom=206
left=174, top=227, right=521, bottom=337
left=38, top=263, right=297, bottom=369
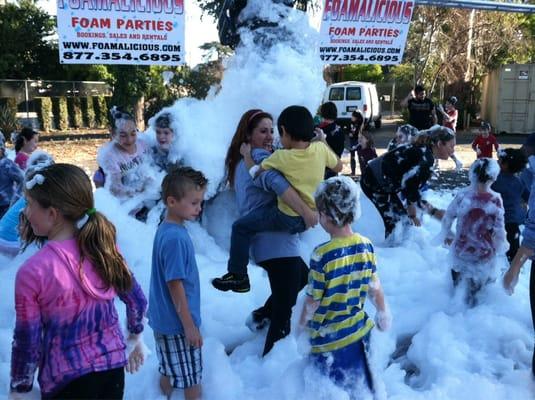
left=25, top=163, right=132, bottom=293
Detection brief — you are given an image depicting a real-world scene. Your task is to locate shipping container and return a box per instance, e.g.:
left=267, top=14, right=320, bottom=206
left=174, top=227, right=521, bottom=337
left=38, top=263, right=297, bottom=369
left=481, top=64, right=535, bottom=134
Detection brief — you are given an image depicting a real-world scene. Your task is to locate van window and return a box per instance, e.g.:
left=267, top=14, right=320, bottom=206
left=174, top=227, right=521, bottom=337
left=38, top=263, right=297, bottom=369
left=329, top=88, right=345, bottom=101
left=347, top=87, right=361, bottom=100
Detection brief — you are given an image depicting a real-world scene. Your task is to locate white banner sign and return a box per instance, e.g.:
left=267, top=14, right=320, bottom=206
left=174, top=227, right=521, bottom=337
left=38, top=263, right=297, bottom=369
left=57, top=0, right=185, bottom=65
left=319, top=0, right=415, bottom=65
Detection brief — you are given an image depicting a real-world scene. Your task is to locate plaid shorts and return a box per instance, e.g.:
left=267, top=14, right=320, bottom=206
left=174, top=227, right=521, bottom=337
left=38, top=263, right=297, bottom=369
left=154, top=332, right=203, bottom=389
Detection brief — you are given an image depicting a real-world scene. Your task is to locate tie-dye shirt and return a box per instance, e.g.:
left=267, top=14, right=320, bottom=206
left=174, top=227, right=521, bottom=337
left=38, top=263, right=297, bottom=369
left=10, top=239, right=147, bottom=397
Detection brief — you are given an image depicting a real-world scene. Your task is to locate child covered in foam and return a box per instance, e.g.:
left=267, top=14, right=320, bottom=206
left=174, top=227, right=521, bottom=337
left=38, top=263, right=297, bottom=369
left=440, top=158, right=507, bottom=306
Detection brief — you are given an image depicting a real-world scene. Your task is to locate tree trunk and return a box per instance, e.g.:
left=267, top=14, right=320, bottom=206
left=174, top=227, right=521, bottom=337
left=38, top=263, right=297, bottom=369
left=134, top=96, right=145, bottom=131
left=464, top=9, right=475, bottom=82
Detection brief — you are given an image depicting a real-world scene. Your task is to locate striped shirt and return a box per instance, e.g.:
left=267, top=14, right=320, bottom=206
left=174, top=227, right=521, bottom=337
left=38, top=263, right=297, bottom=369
left=306, top=234, right=376, bottom=354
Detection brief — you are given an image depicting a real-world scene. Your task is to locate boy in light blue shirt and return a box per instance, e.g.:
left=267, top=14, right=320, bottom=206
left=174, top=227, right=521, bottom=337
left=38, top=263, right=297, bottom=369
left=148, top=167, right=207, bottom=400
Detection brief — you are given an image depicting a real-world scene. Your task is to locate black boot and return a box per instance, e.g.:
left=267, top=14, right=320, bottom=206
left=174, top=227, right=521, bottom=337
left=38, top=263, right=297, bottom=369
left=212, top=272, right=250, bottom=293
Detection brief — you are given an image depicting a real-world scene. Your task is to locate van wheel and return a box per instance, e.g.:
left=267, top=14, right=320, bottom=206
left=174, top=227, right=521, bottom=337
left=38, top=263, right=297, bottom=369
left=374, top=117, right=382, bottom=129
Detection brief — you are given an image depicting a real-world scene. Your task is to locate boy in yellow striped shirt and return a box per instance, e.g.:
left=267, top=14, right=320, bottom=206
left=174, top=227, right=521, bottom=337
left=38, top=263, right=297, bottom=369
left=300, top=176, right=391, bottom=395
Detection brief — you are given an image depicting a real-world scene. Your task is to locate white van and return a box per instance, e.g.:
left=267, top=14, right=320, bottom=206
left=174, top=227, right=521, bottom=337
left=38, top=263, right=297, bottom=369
left=322, top=81, right=382, bottom=129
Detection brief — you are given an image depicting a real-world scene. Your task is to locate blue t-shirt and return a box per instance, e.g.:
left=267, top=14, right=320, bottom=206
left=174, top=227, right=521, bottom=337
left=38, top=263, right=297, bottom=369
left=148, top=221, right=200, bottom=335
left=0, top=197, right=26, bottom=242
left=491, top=172, right=528, bottom=225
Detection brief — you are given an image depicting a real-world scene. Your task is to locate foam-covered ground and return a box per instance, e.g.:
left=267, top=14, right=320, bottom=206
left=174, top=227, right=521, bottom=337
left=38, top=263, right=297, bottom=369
left=1, top=187, right=534, bottom=399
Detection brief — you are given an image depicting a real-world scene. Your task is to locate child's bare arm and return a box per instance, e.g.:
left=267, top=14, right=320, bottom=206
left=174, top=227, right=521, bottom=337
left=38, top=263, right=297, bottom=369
left=331, top=158, right=344, bottom=173
left=504, top=246, right=534, bottom=295
left=368, top=276, right=392, bottom=331
left=280, top=188, right=318, bottom=228
left=167, top=280, right=203, bottom=348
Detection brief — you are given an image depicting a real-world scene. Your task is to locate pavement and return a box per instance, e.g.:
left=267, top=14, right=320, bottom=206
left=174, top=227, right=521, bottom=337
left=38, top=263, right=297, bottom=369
left=340, top=116, right=528, bottom=190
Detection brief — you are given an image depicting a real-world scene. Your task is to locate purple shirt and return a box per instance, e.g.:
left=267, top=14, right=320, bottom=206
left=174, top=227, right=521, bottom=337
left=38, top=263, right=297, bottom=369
left=10, top=239, right=147, bottom=397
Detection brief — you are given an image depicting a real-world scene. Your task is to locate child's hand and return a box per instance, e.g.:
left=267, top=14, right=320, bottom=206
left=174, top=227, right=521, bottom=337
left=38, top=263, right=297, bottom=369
left=314, top=128, right=326, bottom=142
left=184, top=324, right=203, bottom=348
left=239, top=142, right=251, bottom=157
left=125, top=333, right=149, bottom=373
left=409, top=215, right=421, bottom=227
left=503, top=268, right=519, bottom=295
left=454, top=158, right=463, bottom=171
left=476, top=148, right=481, bottom=156
left=303, top=209, right=319, bottom=229
left=375, top=309, right=392, bottom=331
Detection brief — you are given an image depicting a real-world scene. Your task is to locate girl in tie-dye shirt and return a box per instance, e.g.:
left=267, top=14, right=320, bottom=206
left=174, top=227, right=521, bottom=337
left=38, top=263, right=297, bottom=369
left=10, top=164, right=147, bottom=399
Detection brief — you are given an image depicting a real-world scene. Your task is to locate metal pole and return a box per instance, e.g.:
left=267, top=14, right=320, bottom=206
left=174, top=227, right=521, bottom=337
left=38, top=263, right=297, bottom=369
left=391, top=82, right=396, bottom=116
left=24, top=79, right=29, bottom=119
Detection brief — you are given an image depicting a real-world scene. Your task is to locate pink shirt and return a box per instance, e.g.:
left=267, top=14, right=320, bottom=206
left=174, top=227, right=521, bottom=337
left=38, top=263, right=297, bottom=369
left=10, top=239, right=147, bottom=396
left=14, top=152, right=29, bottom=170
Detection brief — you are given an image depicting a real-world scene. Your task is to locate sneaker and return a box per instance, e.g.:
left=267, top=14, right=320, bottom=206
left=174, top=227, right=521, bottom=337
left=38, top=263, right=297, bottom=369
left=246, top=307, right=271, bottom=332
left=212, top=272, right=250, bottom=293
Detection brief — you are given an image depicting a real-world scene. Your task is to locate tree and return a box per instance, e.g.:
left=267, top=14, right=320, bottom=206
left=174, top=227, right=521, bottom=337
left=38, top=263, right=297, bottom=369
left=343, top=64, right=383, bottom=83
left=107, top=66, right=152, bottom=130
left=0, top=0, right=56, bottom=79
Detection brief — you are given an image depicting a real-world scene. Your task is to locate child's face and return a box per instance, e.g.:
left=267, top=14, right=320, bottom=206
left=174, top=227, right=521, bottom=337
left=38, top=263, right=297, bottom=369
left=279, top=126, right=291, bottom=149
left=498, top=159, right=508, bottom=172
left=395, top=130, right=408, bottom=144
left=115, top=120, right=138, bottom=153
left=435, top=138, right=456, bottom=160
left=23, top=135, right=39, bottom=153
left=249, top=118, right=273, bottom=151
left=480, top=128, right=490, bottom=138
left=167, top=187, right=205, bottom=223
left=24, top=196, right=54, bottom=237
left=156, top=127, right=174, bottom=150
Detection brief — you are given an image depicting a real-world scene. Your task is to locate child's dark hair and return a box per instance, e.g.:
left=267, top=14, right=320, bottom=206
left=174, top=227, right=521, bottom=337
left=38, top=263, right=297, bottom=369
left=315, top=176, right=360, bottom=228
left=480, top=121, right=491, bottom=132
left=360, top=130, right=375, bottom=148
left=469, top=158, right=499, bottom=185
left=162, top=166, right=208, bottom=204
left=25, top=163, right=133, bottom=293
left=277, top=105, right=315, bottom=142
left=320, top=102, right=337, bottom=120
left=498, top=148, right=527, bottom=174
left=155, top=113, right=172, bottom=129
left=13, top=127, right=38, bottom=153
left=351, top=110, right=364, bottom=122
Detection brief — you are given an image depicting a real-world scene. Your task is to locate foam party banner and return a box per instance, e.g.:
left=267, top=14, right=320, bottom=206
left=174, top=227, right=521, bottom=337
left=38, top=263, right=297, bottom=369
left=57, top=0, right=185, bottom=65
left=319, top=0, right=415, bottom=65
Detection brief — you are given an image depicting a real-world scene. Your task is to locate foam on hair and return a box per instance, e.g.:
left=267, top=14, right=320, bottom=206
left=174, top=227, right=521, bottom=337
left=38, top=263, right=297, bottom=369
left=469, top=158, right=499, bottom=186
left=314, top=176, right=361, bottom=227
